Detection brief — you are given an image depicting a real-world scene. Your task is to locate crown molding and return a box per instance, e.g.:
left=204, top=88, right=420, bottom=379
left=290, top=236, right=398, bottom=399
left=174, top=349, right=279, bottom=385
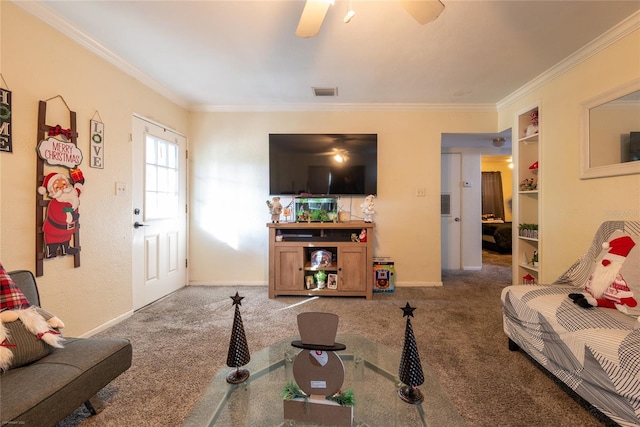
left=16, top=1, right=639, bottom=114
left=14, top=1, right=191, bottom=110
left=189, top=102, right=497, bottom=113
left=497, top=10, right=640, bottom=112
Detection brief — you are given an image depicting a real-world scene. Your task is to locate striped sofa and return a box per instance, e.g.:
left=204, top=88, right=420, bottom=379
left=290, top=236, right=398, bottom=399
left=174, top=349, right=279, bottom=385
left=502, top=221, right=640, bottom=427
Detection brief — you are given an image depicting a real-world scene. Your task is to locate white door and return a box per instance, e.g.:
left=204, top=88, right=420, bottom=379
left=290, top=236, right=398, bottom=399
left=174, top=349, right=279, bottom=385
left=441, top=153, right=462, bottom=269
left=132, top=116, right=187, bottom=310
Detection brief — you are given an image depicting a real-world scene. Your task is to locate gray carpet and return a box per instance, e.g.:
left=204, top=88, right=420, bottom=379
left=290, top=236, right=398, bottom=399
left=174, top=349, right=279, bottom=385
left=58, top=251, right=615, bottom=426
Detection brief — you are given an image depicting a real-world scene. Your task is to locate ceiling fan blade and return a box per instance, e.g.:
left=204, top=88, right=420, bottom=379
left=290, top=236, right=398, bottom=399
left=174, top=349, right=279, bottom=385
left=399, top=0, right=445, bottom=25
left=295, top=0, right=332, bottom=38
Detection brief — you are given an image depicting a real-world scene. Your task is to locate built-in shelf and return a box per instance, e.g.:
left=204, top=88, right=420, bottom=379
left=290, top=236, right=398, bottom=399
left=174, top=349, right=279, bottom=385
left=519, top=263, right=539, bottom=273
left=514, top=105, right=541, bottom=285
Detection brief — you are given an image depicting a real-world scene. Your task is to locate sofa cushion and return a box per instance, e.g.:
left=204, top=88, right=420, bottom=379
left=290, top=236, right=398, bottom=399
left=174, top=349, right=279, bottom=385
left=1, top=337, right=133, bottom=424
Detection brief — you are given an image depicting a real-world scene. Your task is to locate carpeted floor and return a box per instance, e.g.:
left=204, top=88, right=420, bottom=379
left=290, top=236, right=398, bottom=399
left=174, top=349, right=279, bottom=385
left=57, top=251, right=616, bottom=426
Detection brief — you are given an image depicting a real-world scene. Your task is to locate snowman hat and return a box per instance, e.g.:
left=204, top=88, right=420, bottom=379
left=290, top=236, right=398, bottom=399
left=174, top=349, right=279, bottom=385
left=291, top=312, right=346, bottom=351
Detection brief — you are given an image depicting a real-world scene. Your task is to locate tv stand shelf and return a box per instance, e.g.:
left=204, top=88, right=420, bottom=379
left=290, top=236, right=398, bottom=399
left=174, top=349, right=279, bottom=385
left=267, top=222, right=375, bottom=299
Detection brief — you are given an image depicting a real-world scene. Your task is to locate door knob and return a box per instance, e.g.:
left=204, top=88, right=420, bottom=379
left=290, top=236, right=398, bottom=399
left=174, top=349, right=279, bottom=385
left=454, top=217, right=461, bottom=222
left=133, top=221, right=147, bottom=229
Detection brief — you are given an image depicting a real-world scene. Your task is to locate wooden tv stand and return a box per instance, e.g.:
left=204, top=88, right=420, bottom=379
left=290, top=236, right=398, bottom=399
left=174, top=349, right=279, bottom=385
left=267, top=222, right=375, bottom=299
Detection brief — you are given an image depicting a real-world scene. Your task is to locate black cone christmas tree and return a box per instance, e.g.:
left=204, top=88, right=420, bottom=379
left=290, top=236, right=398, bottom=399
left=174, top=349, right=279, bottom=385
left=398, top=302, right=425, bottom=404
left=226, top=291, right=251, bottom=384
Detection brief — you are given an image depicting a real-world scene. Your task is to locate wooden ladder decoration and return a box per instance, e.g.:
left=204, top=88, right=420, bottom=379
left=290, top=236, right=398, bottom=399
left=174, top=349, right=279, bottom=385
left=36, top=99, right=81, bottom=277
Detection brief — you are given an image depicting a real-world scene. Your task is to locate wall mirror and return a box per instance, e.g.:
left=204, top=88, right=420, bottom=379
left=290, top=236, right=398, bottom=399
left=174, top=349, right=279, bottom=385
left=580, top=79, right=640, bottom=179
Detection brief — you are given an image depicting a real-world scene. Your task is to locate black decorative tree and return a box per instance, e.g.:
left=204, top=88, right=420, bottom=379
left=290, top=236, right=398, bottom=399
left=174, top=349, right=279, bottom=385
left=226, top=291, right=251, bottom=384
left=398, top=302, right=425, bottom=404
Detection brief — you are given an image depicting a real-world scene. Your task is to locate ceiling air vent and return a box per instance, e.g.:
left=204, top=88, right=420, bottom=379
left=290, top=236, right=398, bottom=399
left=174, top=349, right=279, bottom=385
left=312, top=87, right=338, bottom=97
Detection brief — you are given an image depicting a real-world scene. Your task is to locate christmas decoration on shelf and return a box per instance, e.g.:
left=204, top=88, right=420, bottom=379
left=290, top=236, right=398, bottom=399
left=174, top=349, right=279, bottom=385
left=266, top=196, right=283, bottom=223
left=525, top=109, right=539, bottom=137
left=398, top=302, right=425, bottom=404
left=226, top=291, right=250, bottom=384
left=360, top=194, right=375, bottom=223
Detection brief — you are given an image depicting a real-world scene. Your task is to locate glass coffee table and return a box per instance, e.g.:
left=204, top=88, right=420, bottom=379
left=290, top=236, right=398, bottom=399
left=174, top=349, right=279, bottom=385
left=184, top=335, right=465, bottom=426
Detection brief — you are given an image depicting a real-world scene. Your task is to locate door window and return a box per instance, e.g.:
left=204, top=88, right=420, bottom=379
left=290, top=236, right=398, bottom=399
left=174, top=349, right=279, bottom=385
left=145, top=135, right=179, bottom=220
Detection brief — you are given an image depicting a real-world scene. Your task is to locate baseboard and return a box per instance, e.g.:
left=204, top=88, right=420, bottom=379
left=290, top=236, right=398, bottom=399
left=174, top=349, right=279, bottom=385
left=79, top=310, right=134, bottom=338
left=188, top=281, right=267, bottom=287
left=396, top=281, right=443, bottom=287
left=463, top=266, right=483, bottom=271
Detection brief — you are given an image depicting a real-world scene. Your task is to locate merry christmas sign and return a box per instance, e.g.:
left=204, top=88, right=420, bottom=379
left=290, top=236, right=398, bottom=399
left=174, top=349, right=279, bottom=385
left=37, top=136, right=83, bottom=169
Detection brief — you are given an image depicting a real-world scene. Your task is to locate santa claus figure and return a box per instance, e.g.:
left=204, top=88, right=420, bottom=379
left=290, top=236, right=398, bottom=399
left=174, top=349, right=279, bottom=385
left=569, top=235, right=637, bottom=311
left=37, top=170, right=84, bottom=258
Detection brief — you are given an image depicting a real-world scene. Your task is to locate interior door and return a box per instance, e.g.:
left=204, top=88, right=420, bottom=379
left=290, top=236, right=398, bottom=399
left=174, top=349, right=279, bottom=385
left=441, top=153, right=462, bottom=269
left=132, top=116, right=187, bottom=310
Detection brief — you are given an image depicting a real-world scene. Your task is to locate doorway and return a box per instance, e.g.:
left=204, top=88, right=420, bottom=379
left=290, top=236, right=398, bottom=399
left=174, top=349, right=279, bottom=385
left=441, top=130, right=512, bottom=271
left=132, top=116, right=188, bottom=310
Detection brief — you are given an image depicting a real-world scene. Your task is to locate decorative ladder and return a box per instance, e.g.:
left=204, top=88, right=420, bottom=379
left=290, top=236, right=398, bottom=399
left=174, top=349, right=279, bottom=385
left=35, top=98, right=81, bottom=277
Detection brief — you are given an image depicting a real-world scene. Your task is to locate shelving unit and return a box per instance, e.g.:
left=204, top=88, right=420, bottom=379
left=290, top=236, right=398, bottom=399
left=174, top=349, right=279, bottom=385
left=267, top=222, right=374, bottom=299
left=513, top=106, right=541, bottom=284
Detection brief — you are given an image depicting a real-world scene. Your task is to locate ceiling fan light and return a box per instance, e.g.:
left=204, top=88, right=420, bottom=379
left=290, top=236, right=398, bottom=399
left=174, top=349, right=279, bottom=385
left=344, top=10, right=355, bottom=23
left=334, top=153, right=344, bottom=163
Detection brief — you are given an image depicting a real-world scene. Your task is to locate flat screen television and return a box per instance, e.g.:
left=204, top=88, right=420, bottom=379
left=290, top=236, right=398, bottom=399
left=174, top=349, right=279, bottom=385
left=630, top=131, right=640, bottom=162
left=269, top=134, right=377, bottom=196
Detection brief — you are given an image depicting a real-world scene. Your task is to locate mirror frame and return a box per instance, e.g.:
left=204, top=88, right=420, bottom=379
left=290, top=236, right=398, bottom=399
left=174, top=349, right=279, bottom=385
left=580, top=78, right=640, bottom=179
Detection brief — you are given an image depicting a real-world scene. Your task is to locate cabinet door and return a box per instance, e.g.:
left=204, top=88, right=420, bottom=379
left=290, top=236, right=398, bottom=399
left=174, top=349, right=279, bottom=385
left=338, top=246, right=366, bottom=291
left=275, top=247, right=304, bottom=291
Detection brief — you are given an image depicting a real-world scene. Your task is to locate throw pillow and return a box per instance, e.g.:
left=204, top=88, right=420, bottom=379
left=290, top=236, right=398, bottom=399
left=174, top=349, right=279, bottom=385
left=2, top=318, right=54, bottom=369
left=593, top=231, right=640, bottom=318
left=0, top=263, right=63, bottom=371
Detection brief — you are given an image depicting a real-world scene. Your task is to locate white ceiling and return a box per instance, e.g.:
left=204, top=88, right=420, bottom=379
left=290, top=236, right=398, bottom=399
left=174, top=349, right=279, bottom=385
left=20, top=0, right=640, bottom=112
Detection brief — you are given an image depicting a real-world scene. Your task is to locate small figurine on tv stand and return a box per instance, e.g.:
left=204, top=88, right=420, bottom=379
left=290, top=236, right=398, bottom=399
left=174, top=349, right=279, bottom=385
left=360, top=194, right=375, bottom=223
left=266, top=197, right=283, bottom=223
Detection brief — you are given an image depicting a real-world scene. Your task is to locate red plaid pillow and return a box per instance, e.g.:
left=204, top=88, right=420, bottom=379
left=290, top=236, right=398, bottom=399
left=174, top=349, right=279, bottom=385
left=0, top=263, right=31, bottom=310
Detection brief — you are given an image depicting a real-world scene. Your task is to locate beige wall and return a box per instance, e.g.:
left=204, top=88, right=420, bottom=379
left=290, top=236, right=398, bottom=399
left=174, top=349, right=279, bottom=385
left=3, top=2, right=639, bottom=336
left=0, top=3, right=188, bottom=336
left=188, top=110, right=497, bottom=286
left=498, top=28, right=640, bottom=282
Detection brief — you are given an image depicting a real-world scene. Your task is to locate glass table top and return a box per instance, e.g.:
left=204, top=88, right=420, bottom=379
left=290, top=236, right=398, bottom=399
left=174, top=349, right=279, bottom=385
left=184, top=334, right=465, bottom=426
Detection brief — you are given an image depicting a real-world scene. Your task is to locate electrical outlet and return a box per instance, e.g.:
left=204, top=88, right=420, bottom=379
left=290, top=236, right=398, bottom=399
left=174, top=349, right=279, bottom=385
left=115, top=182, right=127, bottom=195
left=416, top=187, right=426, bottom=197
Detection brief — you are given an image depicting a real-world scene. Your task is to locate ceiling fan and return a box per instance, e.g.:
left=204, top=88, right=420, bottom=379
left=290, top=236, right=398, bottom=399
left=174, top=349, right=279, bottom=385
left=295, top=0, right=445, bottom=38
